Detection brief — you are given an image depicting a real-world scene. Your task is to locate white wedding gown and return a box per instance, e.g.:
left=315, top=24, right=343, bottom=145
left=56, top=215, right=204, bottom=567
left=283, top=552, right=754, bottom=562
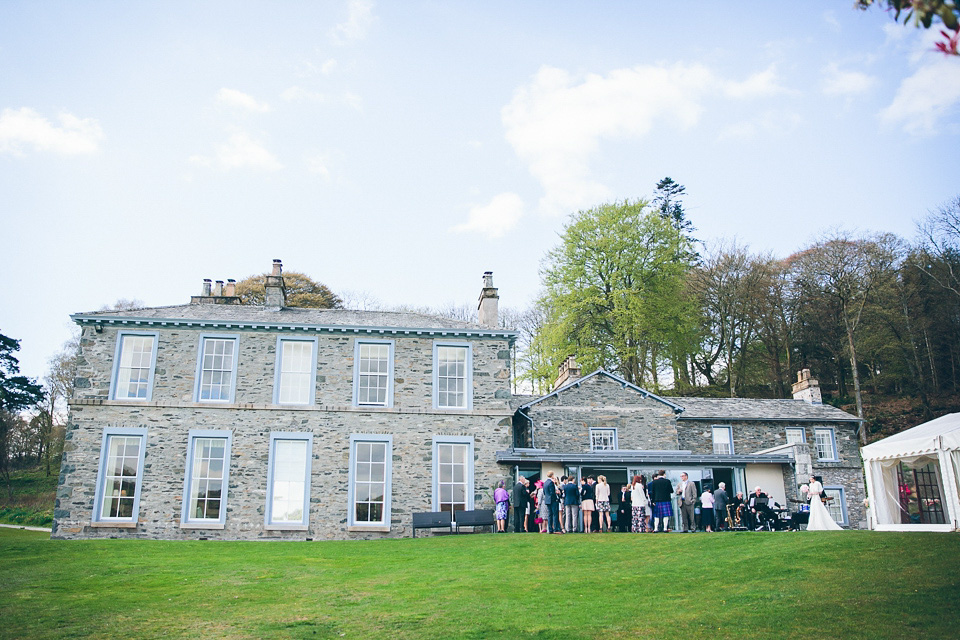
left=807, top=484, right=842, bottom=531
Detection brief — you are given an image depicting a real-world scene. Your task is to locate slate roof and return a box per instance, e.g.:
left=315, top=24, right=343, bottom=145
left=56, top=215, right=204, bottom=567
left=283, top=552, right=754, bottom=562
left=666, top=396, right=860, bottom=423
left=71, top=304, right=516, bottom=338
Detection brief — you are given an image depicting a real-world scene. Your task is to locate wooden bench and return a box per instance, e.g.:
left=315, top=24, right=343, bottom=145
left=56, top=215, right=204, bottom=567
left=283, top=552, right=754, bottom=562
left=454, top=509, right=495, bottom=534
left=412, top=511, right=452, bottom=538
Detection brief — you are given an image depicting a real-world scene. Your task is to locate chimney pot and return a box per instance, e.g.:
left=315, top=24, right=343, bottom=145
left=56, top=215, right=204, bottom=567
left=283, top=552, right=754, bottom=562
left=792, top=369, right=822, bottom=404
left=202, top=279, right=212, bottom=296
left=214, top=280, right=224, bottom=296
left=477, top=271, right=499, bottom=328
left=225, top=279, right=236, bottom=297
left=265, top=259, right=287, bottom=308
left=272, top=259, right=283, bottom=276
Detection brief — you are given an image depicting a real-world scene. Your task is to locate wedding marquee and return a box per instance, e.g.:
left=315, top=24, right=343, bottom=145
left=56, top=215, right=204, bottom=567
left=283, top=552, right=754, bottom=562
left=861, top=413, right=960, bottom=532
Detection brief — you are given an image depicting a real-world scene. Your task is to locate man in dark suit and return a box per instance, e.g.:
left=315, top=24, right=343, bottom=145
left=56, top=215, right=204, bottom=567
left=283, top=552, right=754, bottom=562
left=543, top=471, right=560, bottom=533
left=511, top=476, right=529, bottom=533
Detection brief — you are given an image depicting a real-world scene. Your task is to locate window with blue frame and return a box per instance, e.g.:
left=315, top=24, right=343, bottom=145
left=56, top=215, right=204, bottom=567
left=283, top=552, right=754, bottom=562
left=110, top=332, right=158, bottom=401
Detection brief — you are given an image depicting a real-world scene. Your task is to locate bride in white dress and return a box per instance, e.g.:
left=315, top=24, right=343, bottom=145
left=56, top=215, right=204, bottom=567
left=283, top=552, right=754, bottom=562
left=805, top=475, right=842, bottom=531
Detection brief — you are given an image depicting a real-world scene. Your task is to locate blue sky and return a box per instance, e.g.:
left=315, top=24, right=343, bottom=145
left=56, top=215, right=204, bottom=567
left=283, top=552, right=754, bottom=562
left=2, top=1, right=959, bottom=381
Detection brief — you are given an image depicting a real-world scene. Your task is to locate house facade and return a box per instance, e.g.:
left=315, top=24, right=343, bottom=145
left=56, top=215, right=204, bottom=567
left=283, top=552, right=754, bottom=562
left=501, top=362, right=866, bottom=529
left=53, top=263, right=516, bottom=540
left=53, top=264, right=866, bottom=540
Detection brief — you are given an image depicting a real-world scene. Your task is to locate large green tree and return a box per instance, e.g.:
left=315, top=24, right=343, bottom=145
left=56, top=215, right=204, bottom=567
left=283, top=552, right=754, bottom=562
left=0, top=332, right=45, bottom=498
left=236, top=271, right=342, bottom=308
left=533, top=200, right=697, bottom=388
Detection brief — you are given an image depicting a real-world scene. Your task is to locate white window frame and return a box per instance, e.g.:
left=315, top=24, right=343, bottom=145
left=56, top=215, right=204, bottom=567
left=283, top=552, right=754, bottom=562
left=352, top=339, right=395, bottom=408
left=589, top=428, right=618, bottom=451
left=785, top=427, right=806, bottom=445
left=347, top=434, right=393, bottom=531
left=109, top=331, right=159, bottom=401
left=265, top=432, right=313, bottom=530
left=432, top=342, right=473, bottom=410
left=814, top=427, right=839, bottom=461
left=432, top=435, right=474, bottom=521
left=273, top=336, right=318, bottom=406
left=194, top=333, right=240, bottom=403
left=712, top=426, right=734, bottom=455
left=823, top=485, right=848, bottom=525
left=92, top=427, right=148, bottom=525
left=180, top=430, right=232, bottom=529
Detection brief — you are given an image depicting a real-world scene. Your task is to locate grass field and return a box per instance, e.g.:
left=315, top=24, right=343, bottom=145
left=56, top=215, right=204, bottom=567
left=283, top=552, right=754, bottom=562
left=0, top=466, right=58, bottom=527
left=1, top=529, right=958, bottom=639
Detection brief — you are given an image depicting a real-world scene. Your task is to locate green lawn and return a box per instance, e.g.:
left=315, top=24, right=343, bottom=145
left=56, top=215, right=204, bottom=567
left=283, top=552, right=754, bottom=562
left=1, top=528, right=957, bottom=639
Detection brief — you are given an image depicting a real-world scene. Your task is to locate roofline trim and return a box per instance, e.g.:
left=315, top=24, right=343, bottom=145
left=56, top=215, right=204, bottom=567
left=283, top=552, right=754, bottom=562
left=517, top=369, right=685, bottom=413
left=495, top=449, right=794, bottom=465
left=71, top=314, right=518, bottom=341
left=675, top=415, right=862, bottom=423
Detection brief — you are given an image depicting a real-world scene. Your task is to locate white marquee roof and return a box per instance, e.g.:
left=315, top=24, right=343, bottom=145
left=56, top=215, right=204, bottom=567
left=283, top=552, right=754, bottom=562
left=862, top=412, right=960, bottom=461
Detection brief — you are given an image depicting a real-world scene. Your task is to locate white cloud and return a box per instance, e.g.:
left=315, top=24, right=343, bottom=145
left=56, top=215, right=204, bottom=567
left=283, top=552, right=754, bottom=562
left=501, top=63, right=711, bottom=216
left=304, top=153, right=331, bottom=179
left=332, top=0, right=375, bottom=43
left=217, top=88, right=271, bottom=113
left=723, top=65, right=789, bottom=99
left=821, top=62, right=878, bottom=96
left=880, top=58, right=960, bottom=135
left=0, top=107, right=102, bottom=155
left=342, top=92, right=363, bottom=110
left=281, top=86, right=327, bottom=103
left=717, top=109, right=803, bottom=141
left=452, top=192, right=525, bottom=239
left=191, top=132, right=283, bottom=172
left=823, top=11, right=841, bottom=32
left=321, top=59, right=338, bottom=75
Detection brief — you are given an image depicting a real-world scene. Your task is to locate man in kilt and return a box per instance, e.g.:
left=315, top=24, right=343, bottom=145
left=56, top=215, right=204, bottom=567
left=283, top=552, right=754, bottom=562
left=648, top=470, right=674, bottom=533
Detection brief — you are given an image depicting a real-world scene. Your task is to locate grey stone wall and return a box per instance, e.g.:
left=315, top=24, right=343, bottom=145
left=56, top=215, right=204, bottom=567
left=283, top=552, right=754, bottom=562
left=677, top=420, right=865, bottom=528
left=526, top=375, right=679, bottom=451
left=74, top=325, right=512, bottom=411
left=54, top=403, right=514, bottom=540
left=57, top=324, right=514, bottom=540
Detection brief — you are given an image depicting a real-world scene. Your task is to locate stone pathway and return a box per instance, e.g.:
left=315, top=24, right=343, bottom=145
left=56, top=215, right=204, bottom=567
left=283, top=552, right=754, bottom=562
left=0, top=523, right=52, bottom=533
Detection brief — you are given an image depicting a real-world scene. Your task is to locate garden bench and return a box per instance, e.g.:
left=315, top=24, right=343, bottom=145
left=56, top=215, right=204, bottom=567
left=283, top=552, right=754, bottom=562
left=453, top=509, right=495, bottom=534
left=411, top=511, right=452, bottom=538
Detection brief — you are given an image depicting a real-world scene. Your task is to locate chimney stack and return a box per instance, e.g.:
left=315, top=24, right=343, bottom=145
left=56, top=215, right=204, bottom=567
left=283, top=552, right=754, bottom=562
left=791, top=369, right=822, bottom=404
left=553, top=355, right=582, bottom=391
left=477, top=271, right=499, bottom=328
left=264, top=259, right=287, bottom=308
left=191, top=277, right=241, bottom=305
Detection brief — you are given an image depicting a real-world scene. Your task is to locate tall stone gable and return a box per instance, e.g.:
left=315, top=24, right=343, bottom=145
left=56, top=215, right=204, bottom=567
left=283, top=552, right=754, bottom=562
left=526, top=373, right=679, bottom=451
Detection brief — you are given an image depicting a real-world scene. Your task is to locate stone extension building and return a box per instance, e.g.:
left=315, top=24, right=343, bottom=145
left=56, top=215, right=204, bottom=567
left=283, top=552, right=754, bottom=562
left=53, top=263, right=866, bottom=539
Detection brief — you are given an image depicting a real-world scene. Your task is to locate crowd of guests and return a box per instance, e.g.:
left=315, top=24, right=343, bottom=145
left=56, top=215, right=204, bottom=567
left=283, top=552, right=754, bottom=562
left=493, top=470, right=788, bottom=533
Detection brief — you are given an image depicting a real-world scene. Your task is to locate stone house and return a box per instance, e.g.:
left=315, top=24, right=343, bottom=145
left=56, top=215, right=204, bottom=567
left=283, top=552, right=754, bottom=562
left=500, top=360, right=866, bottom=528
left=53, top=264, right=865, bottom=540
left=54, top=263, right=516, bottom=540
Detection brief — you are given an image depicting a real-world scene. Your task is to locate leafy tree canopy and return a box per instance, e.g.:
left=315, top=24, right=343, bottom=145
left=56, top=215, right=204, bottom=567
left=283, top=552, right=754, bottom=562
left=533, top=200, right=697, bottom=387
left=857, top=0, right=960, bottom=54
left=0, top=332, right=45, bottom=413
left=235, top=271, right=342, bottom=309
